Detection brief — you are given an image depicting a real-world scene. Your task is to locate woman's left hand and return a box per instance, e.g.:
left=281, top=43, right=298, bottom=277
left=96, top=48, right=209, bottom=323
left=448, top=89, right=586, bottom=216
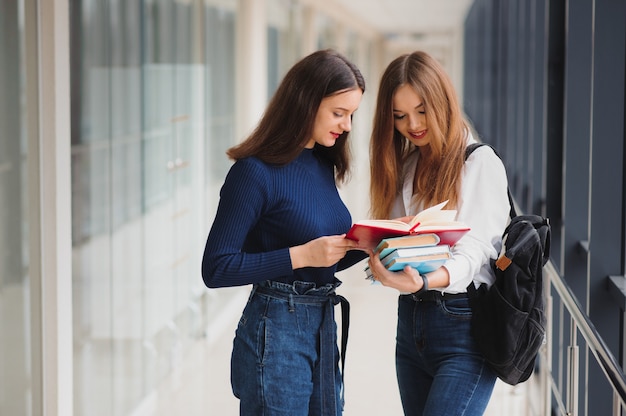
left=367, top=250, right=423, bottom=293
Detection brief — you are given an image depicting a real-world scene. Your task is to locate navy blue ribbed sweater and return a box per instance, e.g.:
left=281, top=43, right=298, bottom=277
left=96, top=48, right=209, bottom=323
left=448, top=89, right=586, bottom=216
left=202, top=148, right=365, bottom=288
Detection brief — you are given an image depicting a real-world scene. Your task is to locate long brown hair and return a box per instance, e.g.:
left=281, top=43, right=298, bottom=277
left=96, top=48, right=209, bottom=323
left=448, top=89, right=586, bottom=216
left=227, top=49, right=365, bottom=183
left=369, top=51, right=468, bottom=218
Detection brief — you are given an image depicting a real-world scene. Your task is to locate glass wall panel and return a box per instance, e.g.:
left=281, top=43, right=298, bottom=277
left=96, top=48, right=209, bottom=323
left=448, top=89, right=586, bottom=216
left=141, top=1, right=178, bottom=395
left=71, top=0, right=236, bottom=413
left=199, top=2, right=241, bottom=347
left=109, top=0, right=144, bottom=413
left=71, top=0, right=115, bottom=413
left=317, top=14, right=336, bottom=50
left=0, top=1, right=32, bottom=415
left=267, top=0, right=301, bottom=97
left=203, top=5, right=236, bottom=184
left=142, top=0, right=205, bottom=393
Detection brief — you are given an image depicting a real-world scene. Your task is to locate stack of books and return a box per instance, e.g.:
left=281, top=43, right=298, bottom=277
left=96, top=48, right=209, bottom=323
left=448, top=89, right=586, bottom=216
left=364, top=233, right=451, bottom=280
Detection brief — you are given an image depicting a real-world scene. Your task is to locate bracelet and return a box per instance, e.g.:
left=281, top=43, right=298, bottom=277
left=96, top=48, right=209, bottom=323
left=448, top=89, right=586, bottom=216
left=412, top=273, right=429, bottom=296
left=421, top=273, right=429, bottom=292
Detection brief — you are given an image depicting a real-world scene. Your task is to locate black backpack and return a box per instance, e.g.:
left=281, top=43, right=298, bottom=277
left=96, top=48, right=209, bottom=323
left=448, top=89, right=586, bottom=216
left=465, top=143, right=551, bottom=386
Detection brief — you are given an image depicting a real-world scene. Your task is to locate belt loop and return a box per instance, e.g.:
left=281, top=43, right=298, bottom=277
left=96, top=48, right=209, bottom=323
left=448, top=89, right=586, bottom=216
left=288, top=294, right=295, bottom=312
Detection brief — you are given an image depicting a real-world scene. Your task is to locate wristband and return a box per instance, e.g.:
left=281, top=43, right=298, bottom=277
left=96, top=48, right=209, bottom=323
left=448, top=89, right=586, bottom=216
left=412, top=273, right=429, bottom=296
left=421, top=273, right=429, bottom=292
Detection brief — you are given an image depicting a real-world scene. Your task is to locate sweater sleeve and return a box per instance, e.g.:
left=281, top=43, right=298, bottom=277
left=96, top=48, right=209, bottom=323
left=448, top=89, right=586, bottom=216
left=337, top=249, right=368, bottom=271
left=442, top=145, right=510, bottom=293
left=201, top=159, right=294, bottom=288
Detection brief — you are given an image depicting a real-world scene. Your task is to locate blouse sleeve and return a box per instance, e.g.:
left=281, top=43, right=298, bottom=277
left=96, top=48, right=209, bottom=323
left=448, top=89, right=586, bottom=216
left=201, top=159, right=293, bottom=288
left=442, top=146, right=511, bottom=292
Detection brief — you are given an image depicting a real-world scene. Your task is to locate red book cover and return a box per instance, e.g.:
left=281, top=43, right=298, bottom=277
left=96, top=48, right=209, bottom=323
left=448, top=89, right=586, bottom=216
left=346, top=224, right=469, bottom=250
left=345, top=200, right=470, bottom=250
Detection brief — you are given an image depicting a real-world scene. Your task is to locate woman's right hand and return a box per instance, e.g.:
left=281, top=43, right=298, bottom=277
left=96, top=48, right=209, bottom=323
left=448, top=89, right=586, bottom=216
left=290, top=234, right=362, bottom=269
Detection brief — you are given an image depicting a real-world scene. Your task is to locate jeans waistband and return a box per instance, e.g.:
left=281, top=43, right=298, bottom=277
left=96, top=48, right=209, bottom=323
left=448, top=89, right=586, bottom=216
left=401, top=291, right=468, bottom=302
left=255, top=278, right=341, bottom=301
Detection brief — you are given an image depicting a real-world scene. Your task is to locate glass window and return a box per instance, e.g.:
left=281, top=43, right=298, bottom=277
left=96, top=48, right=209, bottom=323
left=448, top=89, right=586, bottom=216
left=0, top=1, right=32, bottom=414
left=71, top=0, right=238, bottom=413
left=204, top=5, right=236, bottom=184
left=267, top=0, right=301, bottom=97
left=317, top=14, right=336, bottom=50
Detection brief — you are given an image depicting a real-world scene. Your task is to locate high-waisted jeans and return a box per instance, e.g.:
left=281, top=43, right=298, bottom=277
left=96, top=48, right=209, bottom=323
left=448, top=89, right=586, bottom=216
left=231, top=279, right=349, bottom=416
left=395, top=292, right=496, bottom=416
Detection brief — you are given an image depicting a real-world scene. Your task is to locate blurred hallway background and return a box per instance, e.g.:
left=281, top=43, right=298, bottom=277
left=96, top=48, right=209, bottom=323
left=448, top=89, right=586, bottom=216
left=2, top=0, right=625, bottom=414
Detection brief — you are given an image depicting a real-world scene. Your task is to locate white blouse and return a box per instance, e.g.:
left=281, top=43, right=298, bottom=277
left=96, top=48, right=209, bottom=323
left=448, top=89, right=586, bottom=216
left=390, top=136, right=511, bottom=293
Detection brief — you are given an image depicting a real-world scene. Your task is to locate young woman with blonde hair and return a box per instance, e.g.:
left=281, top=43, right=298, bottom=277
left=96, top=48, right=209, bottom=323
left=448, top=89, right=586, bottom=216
left=367, top=51, right=510, bottom=415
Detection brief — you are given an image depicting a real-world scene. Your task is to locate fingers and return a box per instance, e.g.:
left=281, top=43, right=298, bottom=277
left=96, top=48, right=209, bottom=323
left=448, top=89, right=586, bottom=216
left=308, top=235, right=358, bottom=267
left=326, top=234, right=364, bottom=256
left=368, top=250, right=383, bottom=270
left=338, top=234, right=361, bottom=250
left=367, top=255, right=421, bottom=292
left=367, top=253, right=386, bottom=282
left=342, top=234, right=369, bottom=251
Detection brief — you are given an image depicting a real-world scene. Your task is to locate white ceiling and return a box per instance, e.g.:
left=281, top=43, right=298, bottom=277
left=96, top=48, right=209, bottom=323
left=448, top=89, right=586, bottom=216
left=323, top=0, right=476, bottom=102
left=332, top=0, right=475, bottom=38
left=295, top=0, right=475, bottom=86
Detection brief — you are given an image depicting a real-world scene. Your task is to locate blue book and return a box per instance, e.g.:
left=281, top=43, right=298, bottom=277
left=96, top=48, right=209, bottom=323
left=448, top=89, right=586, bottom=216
left=364, top=245, right=451, bottom=280
left=384, top=253, right=451, bottom=273
left=381, top=244, right=451, bottom=266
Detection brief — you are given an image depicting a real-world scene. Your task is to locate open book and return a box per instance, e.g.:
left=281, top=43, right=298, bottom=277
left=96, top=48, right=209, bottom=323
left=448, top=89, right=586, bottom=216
left=346, top=200, right=470, bottom=250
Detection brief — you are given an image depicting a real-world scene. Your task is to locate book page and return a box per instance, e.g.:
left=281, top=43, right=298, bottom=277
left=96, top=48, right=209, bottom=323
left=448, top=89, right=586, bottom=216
left=408, top=200, right=457, bottom=229
left=351, top=219, right=411, bottom=232
left=415, top=222, right=468, bottom=231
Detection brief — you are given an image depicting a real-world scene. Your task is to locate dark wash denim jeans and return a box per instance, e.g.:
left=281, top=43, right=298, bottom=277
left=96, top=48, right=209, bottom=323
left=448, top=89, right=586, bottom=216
left=396, top=294, right=496, bottom=416
left=231, top=279, right=345, bottom=416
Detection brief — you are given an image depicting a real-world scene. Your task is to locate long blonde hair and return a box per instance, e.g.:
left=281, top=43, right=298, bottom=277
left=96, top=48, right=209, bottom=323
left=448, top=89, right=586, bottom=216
left=369, top=51, right=469, bottom=218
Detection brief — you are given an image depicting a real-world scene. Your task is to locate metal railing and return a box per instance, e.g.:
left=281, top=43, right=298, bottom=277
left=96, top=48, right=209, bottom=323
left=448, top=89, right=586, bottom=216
left=536, top=260, right=626, bottom=415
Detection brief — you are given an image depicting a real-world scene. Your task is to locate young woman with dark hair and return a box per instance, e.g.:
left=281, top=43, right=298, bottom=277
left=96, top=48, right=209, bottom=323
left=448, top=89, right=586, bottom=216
left=202, top=49, right=367, bottom=416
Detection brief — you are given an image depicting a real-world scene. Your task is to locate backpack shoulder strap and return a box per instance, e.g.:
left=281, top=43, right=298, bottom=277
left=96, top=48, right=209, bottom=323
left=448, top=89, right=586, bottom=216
left=464, top=143, right=517, bottom=218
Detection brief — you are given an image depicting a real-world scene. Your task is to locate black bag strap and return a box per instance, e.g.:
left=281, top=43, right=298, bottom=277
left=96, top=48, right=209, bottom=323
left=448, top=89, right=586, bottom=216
left=464, top=142, right=517, bottom=218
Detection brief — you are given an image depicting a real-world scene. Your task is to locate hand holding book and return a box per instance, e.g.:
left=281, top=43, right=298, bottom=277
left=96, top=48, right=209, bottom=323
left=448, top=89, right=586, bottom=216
left=365, top=239, right=452, bottom=280
left=365, top=242, right=443, bottom=293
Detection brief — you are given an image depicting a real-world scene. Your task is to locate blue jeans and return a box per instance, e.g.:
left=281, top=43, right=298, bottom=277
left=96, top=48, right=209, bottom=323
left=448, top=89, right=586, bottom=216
left=231, top=279, right=348, bottom=416
left=395, top=293, right=496, bottom=416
